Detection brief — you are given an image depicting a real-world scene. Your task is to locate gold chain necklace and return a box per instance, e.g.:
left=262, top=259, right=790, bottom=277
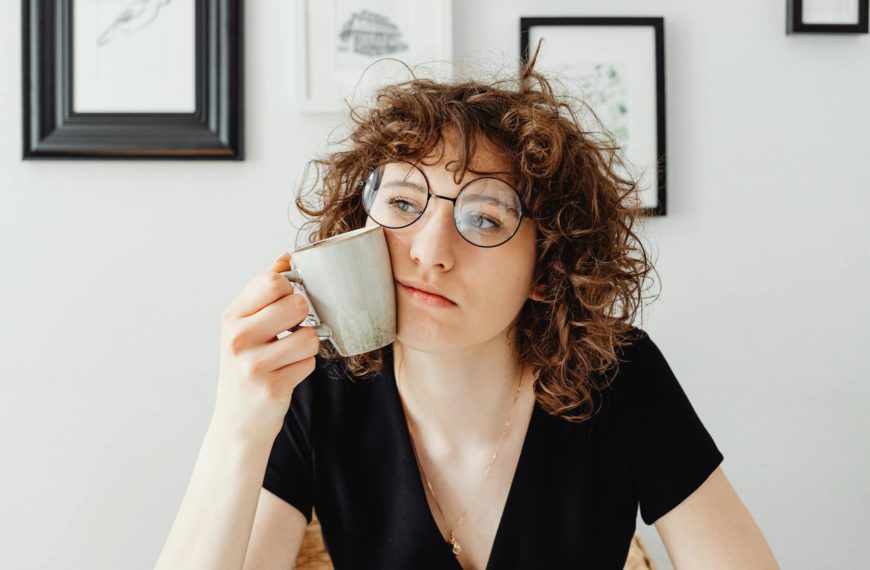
left=397, top=361, right=525, bottom=557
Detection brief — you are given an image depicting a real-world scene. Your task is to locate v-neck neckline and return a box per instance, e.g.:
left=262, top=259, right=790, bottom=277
left=384, top=344, right=540, bottom=570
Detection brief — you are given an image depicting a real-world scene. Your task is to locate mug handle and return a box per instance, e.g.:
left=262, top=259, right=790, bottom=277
left=280, top=270, right=333, bottom=341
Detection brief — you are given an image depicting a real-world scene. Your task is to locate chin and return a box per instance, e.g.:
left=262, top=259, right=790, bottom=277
left=393, top=334, right=462, bottom=355
left=396, top=313, right=504, bottom=356
left=395, top=312, right=462, bottom=353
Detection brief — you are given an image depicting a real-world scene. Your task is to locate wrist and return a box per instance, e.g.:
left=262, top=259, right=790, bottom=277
left=205, top=416, right=280, bottom=451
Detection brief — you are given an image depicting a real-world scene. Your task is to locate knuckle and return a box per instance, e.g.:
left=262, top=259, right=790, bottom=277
left=226, top=326, right=250, bottom=355
left=240, top=355, right=264, bottom=378
left=294, top=294, right=310, bottom=317
left=308, top=329, right=321, bottom=355
left=295, top=324, right=315, bottom=344
left=220, top=306, right=234, bottom=324
left=265, top=271, right=290, bottom=294
left=282, top=294, right=306, bottom=325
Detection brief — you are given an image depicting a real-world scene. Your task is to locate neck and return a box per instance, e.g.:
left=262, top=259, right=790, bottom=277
left=392, top=333, right=530, bottom=459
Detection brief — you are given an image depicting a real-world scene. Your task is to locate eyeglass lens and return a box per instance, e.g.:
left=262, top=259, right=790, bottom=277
left=361, top=162, right=522, bottom=247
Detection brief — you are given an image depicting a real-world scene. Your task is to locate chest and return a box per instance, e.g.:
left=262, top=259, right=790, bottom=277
left=313, top=375, right=640, bottom=568
left=410, top=396, right=536, bottom=570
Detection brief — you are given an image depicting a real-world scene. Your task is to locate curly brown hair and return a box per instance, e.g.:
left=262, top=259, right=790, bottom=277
left=291, top=40, right=659, bottom=423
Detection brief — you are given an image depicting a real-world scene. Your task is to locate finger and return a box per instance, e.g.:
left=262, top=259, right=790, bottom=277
left=271, top=328, right=321, bottom=372
left=226, top=271, right=295, bottom=320
left=267, top=252, right=292, bottom=273
left=247, top=292, right=310, bottom=345
left=252, top=325, right=321, bottom=373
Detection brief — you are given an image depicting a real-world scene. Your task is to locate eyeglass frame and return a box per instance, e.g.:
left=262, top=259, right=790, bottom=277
left=359, top=160, right=528, bottom=249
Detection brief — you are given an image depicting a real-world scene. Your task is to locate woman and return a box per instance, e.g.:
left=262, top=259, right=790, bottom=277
left=156, top=43, right=780, bottom=569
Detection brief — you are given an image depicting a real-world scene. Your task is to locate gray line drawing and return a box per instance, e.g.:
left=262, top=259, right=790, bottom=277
left=337, top=9, right=408, bottom=56
left=98, top=0, right=172, bottom=47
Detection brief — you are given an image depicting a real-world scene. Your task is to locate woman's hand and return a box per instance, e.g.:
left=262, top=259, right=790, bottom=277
left=210, top=252, right=321, bottom=444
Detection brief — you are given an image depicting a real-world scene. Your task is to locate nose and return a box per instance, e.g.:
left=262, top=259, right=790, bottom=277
left=408, top=194, right=460, bottom=269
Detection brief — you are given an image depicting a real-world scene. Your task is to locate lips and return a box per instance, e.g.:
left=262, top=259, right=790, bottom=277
left=397, top=280, right=456, bottom=305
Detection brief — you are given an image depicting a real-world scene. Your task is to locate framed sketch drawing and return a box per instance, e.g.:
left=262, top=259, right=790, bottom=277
left=22, top=0, right=244, bottom=159
left=520, top=17, right=666, bottom=216
left=787, top=0, right=869, bottom=33
left=298, top=0, right=453, bottom=113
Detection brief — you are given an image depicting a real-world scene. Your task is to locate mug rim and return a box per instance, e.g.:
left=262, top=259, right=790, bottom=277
left=291, top=225, right=381, bottom=255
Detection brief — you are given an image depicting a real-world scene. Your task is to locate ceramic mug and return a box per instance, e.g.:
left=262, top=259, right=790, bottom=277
left=280, top=225, right=396, bottom=357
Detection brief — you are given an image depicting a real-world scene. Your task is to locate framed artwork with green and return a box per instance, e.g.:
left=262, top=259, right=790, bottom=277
left=520, top=17, right=667, bottom=216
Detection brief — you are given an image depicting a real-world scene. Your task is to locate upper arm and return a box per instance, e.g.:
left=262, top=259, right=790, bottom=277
left=654, top=466, right=780, bottom=570
left=242, top=488, right=309, bottom=570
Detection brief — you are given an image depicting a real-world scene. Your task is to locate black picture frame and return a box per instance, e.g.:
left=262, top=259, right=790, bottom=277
left=22, top=0, right=244, bottom=160
left=520, top=17, right=667, bottom=216
left=787, top=0, right=869, bottom=34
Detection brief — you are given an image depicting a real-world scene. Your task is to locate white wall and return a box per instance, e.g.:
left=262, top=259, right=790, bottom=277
left=1, top=1, right=867, bottom=568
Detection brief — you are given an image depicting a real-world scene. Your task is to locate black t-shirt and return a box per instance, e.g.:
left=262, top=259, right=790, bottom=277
left=262, top=327, right=724, bottom=569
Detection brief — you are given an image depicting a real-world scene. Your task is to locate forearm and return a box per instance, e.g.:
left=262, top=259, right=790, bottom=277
left=154, top=425, right=276, bottom=570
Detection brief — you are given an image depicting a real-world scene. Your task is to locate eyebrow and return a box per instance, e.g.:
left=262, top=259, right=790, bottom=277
left=463, top=194, right=520, bottom=215
left=381, top=177, right=517, bottom=193
left=381, top=180, right=426, bottom=192
left=381, top=180, right=519, bottom=215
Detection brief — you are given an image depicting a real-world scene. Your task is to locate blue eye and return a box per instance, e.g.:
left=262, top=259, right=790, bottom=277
left=386, top=197, right=421, bottom=215
left=463, top=212, right=502, bottom=231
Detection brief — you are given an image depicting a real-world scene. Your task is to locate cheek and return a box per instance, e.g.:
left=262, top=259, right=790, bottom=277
left=473, top=258, right=524, bottom=300
left=378, top=227, right=408, bottom=272
left=480, top=251, right=536, bottom=307
left=366, top=219, right=403, bottom=253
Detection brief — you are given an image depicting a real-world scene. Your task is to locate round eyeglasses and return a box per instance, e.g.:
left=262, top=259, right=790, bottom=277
left=360, top=161, right=525, bottom=248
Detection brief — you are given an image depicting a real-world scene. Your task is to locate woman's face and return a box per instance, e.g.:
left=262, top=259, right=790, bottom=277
left=364, top=133, right=538, bottom=353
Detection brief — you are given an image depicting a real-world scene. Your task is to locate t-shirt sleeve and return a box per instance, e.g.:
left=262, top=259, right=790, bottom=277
left=618, top=329, right=725, bottom=525
left=261, top=359, right=319, bottom=524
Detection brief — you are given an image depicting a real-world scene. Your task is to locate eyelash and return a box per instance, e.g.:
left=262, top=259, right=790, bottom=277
left=385, top=198, right=503, bottom=230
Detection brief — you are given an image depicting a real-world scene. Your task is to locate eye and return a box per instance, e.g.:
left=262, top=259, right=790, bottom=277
left=463, top=212, right=502, bottom=230
left=386, top=197, right=422, bottom=214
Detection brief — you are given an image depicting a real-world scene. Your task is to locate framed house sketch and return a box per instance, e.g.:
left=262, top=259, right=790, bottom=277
left=297, top=0, right=453, bottom=113
left=520, top=17, right=667, bottom=216
left=22, top=0, right=244, bottom=159
left=786, top=0, right=869, bottom=33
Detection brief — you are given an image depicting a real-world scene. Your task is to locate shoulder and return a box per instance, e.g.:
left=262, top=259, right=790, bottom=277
left=606, top=326, right=681, bottom=397
left=595, top=326, right=706, bottom=427
left=613, top=325, right=657, bottom=367
left=282, top=354, right=348, bottom=423
left=606, top=329, right=725, bottom=525
left=288, top=352, right=391, bottom=424
left=602, top=325, right=722, bottom=449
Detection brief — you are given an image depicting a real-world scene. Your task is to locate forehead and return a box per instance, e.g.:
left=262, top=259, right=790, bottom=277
left=418, top=130, right=514, bottom=184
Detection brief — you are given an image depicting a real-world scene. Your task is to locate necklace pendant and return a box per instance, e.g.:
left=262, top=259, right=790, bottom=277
left=450, top=532, right=461, bottom=555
